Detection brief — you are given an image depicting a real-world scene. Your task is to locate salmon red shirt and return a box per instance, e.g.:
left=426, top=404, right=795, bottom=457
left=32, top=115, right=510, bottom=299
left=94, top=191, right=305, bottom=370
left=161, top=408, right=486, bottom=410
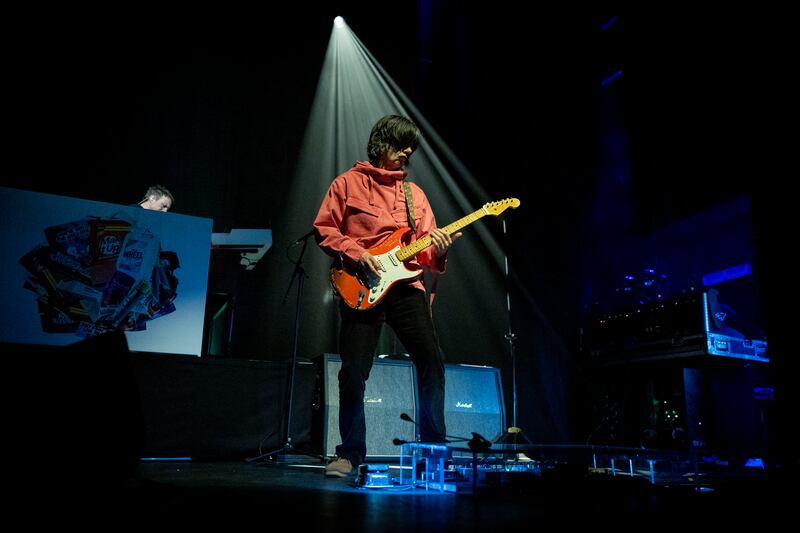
left=314, top=160, right=446, bottom=293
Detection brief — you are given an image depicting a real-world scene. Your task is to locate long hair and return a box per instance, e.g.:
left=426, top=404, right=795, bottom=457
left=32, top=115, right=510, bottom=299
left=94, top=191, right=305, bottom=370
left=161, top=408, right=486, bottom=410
left=366, top=115, right=420, bottom=165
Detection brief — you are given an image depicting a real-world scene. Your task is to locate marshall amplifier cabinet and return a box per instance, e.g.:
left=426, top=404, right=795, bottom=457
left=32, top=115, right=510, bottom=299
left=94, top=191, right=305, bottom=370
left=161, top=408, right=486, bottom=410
left=444, top=363, right=506, bottom=444
left=317, top=356, right=505, bottom=458
left=583, top=288, right=768, bottom=367
left=320, top=354, right=418, bottom=459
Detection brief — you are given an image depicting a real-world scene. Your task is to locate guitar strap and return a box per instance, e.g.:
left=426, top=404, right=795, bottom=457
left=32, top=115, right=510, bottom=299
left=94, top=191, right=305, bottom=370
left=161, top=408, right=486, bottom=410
left=403, top=181, right=417, bottom=232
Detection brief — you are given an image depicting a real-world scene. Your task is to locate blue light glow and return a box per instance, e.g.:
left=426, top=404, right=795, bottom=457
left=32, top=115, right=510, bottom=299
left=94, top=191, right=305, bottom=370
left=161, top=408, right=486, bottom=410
left=702, top=263, right=752, bottom=286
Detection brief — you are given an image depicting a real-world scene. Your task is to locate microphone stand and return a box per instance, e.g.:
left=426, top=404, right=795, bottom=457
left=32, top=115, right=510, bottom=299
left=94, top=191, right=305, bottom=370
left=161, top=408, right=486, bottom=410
left=395, top=413, right=490, bottom=487
left=247, top=230, right=323, bottom=464
left=495, top=218, right=532, bottom=450
left=398, top=412, right=470, bottom=444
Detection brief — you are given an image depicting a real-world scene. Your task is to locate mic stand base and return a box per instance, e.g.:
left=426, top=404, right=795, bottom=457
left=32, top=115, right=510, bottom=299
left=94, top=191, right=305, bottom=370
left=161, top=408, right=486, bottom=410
left=246, top=236, right=325, bottom=467
left=494, top=427, right=533, bottom=462
left=247, top=438, right=327, bottom=465
left=494, top=426, right=532, bottom=446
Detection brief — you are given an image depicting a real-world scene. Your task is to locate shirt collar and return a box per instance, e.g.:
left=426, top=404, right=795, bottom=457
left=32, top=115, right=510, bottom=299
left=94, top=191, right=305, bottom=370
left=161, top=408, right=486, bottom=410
left=355, top=160, right=406, bottom=184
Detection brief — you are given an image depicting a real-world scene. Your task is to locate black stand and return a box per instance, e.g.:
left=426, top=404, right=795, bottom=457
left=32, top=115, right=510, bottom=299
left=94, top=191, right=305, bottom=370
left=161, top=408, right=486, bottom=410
left=204, top=251, right=244, bottom=357
left=247, top=231, right=324, bottom=464
left=205, top=229, right=273, bottom=357
left=494, top=219, right=532, bottom=449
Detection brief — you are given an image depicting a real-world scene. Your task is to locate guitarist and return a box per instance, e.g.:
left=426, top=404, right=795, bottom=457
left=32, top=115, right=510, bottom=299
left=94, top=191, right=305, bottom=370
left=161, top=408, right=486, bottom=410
left=313, top=115, right=461, bottom=478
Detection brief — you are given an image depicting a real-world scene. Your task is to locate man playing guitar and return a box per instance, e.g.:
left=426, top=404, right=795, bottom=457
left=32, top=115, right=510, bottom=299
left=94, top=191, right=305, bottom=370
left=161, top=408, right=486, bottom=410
left=313, top=114, right=460, bottom=478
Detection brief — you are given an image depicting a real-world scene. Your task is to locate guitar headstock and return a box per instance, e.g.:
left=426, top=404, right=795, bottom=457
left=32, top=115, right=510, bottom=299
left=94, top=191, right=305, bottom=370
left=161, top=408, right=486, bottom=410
left=483, top=198, right=521, bottom=216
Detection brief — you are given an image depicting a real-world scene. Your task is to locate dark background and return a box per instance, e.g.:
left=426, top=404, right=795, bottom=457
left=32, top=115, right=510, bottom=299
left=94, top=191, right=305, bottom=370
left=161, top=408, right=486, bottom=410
left=3, top=8, right=794, bottom=462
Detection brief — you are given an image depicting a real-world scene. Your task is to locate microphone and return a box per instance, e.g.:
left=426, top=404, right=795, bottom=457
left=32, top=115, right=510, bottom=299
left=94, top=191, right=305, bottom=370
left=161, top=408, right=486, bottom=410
left=467, top=432, right=492, bottom=452
left=290, top=229, right=315, bottom=245
left=394, top=414, right=420, bottom=446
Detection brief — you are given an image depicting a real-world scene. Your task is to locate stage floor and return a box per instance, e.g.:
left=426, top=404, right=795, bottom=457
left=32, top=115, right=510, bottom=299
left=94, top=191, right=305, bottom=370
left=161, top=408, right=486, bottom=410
left=28, top=451, right=790, bottom=528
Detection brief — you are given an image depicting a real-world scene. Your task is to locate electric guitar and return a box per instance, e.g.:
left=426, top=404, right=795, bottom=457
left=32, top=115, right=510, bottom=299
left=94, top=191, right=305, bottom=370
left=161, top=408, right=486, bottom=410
left=330, top=198, right=520, bottom=310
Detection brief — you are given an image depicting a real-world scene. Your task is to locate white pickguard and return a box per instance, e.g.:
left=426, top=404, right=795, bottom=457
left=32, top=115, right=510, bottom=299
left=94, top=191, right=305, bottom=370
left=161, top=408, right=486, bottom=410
left=364, top=246, right=422, bottom=305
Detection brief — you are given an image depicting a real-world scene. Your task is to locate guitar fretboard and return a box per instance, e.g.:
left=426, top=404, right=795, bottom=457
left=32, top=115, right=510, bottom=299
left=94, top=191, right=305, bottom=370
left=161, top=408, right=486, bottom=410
left=395, top=207, right=486, bottom=262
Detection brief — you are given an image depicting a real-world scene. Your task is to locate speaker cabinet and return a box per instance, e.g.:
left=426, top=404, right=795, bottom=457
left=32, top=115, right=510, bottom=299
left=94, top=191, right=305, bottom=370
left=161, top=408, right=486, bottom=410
left=321, top=354, right=418, bottom=459
left=445, top=364, right=506, bottom=443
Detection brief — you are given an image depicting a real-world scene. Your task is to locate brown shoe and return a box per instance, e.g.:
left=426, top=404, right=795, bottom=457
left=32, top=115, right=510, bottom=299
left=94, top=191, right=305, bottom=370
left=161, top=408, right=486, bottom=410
left=325, top=457, right=353, bottom=478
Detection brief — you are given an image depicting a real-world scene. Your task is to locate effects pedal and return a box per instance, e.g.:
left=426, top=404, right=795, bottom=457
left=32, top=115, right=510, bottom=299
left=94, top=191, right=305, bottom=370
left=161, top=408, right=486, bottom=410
left=355, top=463, right=392, bottom=488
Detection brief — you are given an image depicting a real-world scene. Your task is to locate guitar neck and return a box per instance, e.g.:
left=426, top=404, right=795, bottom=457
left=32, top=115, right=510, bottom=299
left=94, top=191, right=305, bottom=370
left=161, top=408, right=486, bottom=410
left=395, top=207, right=487, bottom=262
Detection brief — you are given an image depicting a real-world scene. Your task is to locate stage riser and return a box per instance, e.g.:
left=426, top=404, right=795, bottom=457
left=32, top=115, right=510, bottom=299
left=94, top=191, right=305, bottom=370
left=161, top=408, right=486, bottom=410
left=133, top=353, right=315, bottom=459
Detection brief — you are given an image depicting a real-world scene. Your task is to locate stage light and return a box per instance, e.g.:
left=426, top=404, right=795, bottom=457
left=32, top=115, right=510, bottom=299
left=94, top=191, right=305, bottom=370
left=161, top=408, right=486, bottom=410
left=259, top=15, right=511, bottom=392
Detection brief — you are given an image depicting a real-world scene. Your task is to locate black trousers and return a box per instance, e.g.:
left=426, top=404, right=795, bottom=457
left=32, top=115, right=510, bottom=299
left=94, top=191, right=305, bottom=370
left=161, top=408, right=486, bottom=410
left=335, top=284, right=446, bottom=466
